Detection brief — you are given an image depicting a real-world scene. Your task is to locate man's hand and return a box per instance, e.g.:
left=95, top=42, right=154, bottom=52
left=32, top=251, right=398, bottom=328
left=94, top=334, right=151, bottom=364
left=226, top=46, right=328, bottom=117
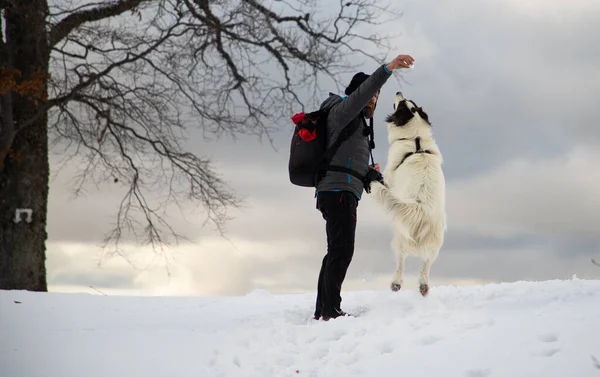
left=366, top=166, right=384, bottom=184
left=386, top=54, right=415, bottom=71
left=373, top=163, right=381, bottom=172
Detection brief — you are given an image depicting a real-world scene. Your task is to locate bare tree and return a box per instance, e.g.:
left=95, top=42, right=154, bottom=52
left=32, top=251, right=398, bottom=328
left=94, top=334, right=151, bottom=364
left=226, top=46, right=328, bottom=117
left=0, top=0, right=400, bottom=291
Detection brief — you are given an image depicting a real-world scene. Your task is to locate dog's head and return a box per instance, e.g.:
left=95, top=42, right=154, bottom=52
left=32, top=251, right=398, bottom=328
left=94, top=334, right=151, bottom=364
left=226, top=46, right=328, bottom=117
left=385, top=91, right=431, bottom=128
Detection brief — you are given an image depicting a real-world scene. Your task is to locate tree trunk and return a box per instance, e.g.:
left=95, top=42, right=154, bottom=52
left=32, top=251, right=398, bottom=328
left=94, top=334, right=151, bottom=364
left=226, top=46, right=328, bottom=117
left=0, top=0, right=50, bottom=291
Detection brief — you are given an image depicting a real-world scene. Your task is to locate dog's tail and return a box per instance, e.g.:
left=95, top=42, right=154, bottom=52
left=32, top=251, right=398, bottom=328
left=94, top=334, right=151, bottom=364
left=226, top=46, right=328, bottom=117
left=371, top=181, right=432, bottom=242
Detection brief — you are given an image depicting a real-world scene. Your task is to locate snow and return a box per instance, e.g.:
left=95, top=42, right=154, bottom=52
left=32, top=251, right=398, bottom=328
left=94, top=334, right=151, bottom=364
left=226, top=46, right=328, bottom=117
left=2, top=278, right=600, bottom=377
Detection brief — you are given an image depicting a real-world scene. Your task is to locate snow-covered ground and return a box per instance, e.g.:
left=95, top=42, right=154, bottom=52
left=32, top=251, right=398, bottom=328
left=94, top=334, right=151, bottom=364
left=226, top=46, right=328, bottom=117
left=2, top=278, right=600, bottom=377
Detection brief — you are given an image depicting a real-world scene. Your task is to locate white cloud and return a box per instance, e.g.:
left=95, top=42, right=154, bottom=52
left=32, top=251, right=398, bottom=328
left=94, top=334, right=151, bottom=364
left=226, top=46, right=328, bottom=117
left=46, top=230, right=491, bottom=297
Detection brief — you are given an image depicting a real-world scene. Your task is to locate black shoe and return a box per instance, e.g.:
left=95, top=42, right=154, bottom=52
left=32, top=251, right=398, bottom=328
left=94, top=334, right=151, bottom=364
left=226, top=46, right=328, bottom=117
left=322, top=308, right=351, bottom=321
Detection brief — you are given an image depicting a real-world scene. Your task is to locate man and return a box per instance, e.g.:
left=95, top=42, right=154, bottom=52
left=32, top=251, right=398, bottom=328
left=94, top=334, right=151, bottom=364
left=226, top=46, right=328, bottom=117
left=313, top=54, right=415, bottom=321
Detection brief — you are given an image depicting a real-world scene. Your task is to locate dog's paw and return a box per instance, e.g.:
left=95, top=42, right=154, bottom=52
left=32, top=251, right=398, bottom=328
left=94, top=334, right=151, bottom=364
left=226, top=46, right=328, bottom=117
left=419, top=284, right=429, bottom=297
left=390, top=282, right=402, bottom=292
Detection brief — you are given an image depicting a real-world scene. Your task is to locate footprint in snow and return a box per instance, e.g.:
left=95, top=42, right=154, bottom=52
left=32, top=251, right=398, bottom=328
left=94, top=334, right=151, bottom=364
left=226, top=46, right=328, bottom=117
left=239, top=338, right=252, bottom=348
left=538, top=333, right=558, bottom=343
left=322, top=327, right=348, bottom=341
left=310, top=344, right=329, bottom=360
left=352, top=306, right=370, bottom=317
left=536, top=333, right=560, bottom=356
left=208, top=350, right=219, bottom=367
left=351, top=325, right=368, bottom=338
left=377, top=341, right=394, bottom=354
left=304, top=334, right=318, bottom=344
left=465, top=368, right=491, bottom=377
left=410, top=320, right=432, bottom=331
left=341, top=340, right=360, bottom=353
left=420, top=335, right=442, bottom=346
left=461, top=319, right=495, bottom=331
left=540, top=348, right=560, bottom=357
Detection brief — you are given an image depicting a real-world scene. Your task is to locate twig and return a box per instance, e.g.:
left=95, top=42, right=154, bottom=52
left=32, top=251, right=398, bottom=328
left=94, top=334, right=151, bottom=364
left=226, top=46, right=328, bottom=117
left=89, top=285, right=108, bottom=296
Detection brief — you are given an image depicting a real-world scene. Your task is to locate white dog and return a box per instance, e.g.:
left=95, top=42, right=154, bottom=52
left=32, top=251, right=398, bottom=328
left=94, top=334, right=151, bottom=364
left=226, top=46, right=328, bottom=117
left=370, top=91, right=447, bottom=297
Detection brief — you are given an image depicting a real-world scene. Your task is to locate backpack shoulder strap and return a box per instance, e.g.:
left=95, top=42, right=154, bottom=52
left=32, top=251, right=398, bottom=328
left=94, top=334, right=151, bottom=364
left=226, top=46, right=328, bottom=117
left=314, top=114, right=363, bottom=183
left=319, top=114, right=361, bottom=168
left=362, top=116, right=376, bottom=166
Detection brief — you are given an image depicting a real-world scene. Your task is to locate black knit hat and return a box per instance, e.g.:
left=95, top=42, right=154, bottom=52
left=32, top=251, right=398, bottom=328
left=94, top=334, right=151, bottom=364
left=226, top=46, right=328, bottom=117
left=344, top=72, right=370, bottom=95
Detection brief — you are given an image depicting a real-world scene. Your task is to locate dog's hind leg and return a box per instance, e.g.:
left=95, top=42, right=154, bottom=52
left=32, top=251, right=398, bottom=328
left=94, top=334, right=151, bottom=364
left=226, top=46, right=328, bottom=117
left=419, top=244, right=442, bottom=296
left=390, top=254, right=405, bottom=292
left=390, top=239, right=406, bottom=292
left=418, top=258, right=433, bottom=297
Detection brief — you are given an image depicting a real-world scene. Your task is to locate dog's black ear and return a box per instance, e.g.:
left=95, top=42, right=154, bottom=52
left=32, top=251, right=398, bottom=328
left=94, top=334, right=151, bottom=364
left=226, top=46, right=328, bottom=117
left=407, top=100, right=431, bottom=126
left=416, top=107, right=431, bottom=125
left=385, top=101, right=414, bottom=126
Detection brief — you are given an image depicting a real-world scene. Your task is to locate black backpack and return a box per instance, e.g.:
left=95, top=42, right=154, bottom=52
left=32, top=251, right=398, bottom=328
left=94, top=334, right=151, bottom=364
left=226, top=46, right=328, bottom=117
left=288, top=107, right=367, bottom=187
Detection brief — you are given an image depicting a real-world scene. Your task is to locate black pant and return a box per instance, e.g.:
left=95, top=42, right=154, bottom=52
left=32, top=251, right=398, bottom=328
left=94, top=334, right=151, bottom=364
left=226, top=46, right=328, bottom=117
left=314, top=191, right=358, bottom=318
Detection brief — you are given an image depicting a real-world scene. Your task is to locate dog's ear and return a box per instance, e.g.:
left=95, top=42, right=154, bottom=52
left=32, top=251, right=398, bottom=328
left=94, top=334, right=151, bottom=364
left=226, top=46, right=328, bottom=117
left=416, top=107, right=430, bottom=125
left=385, top=101, right=414, bottom=126
left=406, top=100, right=430, bottom=125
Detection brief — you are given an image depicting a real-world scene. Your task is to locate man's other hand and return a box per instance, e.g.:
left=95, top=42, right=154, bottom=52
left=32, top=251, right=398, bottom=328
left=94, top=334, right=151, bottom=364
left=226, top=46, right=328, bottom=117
left=386, top=54, right=415, bottom=71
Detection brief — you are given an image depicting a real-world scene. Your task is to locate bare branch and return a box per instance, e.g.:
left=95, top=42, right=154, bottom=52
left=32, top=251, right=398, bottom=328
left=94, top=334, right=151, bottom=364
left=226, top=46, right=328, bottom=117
left=49, top=0, right=150, bottom=47
left=39, top=0, right=400, bottom=258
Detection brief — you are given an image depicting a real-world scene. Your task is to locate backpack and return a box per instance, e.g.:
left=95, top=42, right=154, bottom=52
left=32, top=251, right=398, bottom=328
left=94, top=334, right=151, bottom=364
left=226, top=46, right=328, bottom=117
left=288, top=107, right=365, bottom=187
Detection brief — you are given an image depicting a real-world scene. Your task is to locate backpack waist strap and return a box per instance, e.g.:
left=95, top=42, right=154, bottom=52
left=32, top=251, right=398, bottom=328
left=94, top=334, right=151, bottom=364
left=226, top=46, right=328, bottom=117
left=322, top=165, right=366, bottom=182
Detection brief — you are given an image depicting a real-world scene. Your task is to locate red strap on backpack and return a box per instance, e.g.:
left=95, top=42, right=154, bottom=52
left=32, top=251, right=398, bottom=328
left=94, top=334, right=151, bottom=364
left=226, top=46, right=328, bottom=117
left=291, top=112, right=306, bottom=125
left=298, top=128, right=317, bottom=142
left=292, top=112, right=317, bottom=141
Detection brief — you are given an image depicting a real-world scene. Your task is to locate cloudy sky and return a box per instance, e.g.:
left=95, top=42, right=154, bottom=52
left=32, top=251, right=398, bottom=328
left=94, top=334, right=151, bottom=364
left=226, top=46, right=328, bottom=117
left=45, top=0, right=600, bottom=297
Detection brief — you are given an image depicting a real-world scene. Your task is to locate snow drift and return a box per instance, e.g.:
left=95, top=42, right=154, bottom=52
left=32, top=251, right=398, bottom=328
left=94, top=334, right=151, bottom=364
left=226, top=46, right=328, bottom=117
left=2, top=278, right=600, bottom=377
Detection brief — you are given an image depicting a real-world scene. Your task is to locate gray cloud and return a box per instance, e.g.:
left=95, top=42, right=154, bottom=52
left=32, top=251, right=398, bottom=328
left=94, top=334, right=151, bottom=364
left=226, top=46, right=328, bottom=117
left=442, top=231, right=537, bottom=253
left=174, top=0, right=600, bottom=183
left=432, top=248, right=600, bottom=283
left=46, top=0, right=600, bottom=295
left=393, top=0, right=600, bottom=173
left=445, top=146, right=600, bottom=239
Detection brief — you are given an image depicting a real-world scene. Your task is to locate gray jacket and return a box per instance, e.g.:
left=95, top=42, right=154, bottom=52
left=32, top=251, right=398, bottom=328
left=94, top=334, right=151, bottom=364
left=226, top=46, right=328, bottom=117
left=316, top=64, right=392, bottom=199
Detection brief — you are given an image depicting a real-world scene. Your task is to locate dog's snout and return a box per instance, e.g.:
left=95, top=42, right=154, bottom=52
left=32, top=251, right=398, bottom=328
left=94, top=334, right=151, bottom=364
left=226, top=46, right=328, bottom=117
left=396, top=91, right=402, bottom=96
